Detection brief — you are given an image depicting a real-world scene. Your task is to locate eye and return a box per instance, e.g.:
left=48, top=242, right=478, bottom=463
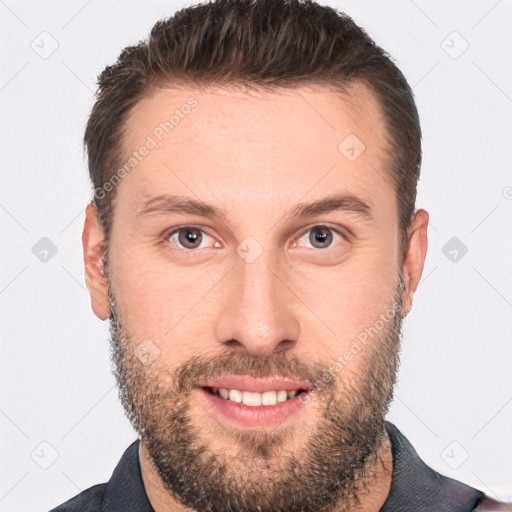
left=164, top=224, right=348, bottom=256
left=166, top=226, right=221, bottom=252
left=292, top=225, right=347, bottom=250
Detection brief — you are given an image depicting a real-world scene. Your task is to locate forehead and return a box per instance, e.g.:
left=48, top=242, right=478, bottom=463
left=116, top=83, right=393, bottom=221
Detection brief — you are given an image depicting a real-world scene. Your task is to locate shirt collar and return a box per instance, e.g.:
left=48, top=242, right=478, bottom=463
left=380, top=421, right=483, bottom=511
left=102, top=438, right=153, bottom=511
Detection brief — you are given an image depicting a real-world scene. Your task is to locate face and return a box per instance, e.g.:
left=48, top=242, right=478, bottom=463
left=84, top=83, right=428, bottom=512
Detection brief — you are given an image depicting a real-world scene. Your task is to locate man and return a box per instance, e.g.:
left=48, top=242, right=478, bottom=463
left=50, top=0, right=510, bottom=510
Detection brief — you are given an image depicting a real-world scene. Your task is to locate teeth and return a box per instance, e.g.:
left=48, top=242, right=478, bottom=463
left=242, top=391, right=262, bottom=406
left=261, top=391, right=276, bottom=406
left=276, top=390, right=288, bottom=402
left=211, top=387, right=304, bottom=406
left=228, top=389, right=242, bottom=403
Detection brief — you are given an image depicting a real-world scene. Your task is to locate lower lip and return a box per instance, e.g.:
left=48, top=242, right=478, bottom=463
left=198, top=388, right=310, bottom=428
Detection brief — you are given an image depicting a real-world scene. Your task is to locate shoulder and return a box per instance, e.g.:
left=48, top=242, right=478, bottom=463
left=382, top=422, right=509, bottom=512
left=48, top=439, right=151, bottom=512
left=472, top=496, right=512, bottom=511
left=48, top=483, right=106, bottom=511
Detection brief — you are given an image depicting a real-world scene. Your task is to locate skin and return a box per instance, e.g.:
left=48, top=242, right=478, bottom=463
left=83, top=83, right=429, bottom=511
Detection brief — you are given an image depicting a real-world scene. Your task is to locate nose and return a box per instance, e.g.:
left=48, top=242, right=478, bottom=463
left=215, top=252, right=301, bottom=357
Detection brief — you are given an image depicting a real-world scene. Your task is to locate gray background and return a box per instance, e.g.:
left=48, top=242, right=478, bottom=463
left=1, top=1, right=511, bottom=511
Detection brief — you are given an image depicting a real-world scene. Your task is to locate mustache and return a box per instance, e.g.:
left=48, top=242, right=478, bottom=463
left=163, top=350, right=338, bottom=396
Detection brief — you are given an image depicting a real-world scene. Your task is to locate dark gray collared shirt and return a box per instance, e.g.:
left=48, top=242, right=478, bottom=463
left=49, top=421, right=509, bottom=512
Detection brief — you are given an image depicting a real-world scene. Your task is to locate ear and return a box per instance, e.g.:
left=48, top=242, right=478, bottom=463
left=82, top=201, right=111, bottom=320
left=401, top=208, right=429, bottom=316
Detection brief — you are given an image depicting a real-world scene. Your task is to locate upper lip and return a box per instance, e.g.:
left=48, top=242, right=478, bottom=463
left=198, top=376, right=313, bottom=393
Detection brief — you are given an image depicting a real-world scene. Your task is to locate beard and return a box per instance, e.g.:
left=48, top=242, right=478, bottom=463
left=105, top=266, right=404, bottom=512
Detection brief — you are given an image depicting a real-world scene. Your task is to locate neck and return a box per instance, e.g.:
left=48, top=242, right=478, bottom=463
left=337, top=430, right=394, bottom=512
left=139, top=431, right=393, bottom=512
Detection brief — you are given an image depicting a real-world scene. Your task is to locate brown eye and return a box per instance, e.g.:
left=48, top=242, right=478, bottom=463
left=167, top=226, right=210, bottom=251
left=166, top=226, right=223, bottom=254
left=177, top=227, right=202, bottom=249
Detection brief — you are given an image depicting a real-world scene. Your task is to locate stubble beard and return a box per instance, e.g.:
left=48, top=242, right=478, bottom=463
left=106, top=267, right=404, bottom=512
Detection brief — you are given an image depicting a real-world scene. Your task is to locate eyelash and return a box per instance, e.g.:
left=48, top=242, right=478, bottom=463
left=164, top=224, right=349, bottom=255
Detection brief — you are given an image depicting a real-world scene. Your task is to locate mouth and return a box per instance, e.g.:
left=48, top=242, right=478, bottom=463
left=197, top=376, right=314, bottom=428
left=202, top=386, right=309, bottom=406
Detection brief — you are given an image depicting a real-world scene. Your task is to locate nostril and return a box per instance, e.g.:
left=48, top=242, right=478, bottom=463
left=221, top=339, right=245, bottom=349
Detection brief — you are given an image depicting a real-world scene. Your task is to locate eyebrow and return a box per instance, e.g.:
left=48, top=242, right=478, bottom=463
left=138, top=193, right=373, bottom=223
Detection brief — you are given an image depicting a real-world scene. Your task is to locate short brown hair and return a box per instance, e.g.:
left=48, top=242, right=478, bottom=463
left=84, top=0, right=421, bottom=250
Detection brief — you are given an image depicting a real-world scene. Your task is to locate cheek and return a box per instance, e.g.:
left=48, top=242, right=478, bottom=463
left=289, top=240, right=400, bottom=354
left=109, top=241, right=226, bottom=358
